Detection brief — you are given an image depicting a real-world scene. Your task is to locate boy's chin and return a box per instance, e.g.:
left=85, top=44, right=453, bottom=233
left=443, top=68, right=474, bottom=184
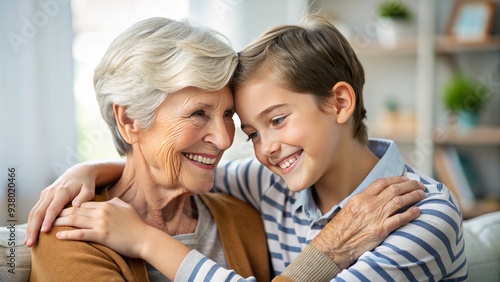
left=283, top=177, right=311, bottom=192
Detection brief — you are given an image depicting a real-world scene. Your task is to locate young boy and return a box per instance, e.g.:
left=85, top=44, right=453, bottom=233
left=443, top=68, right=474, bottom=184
left=26, top=15, right=465, bottom=281
left=214, top=14, right=466, bottom=281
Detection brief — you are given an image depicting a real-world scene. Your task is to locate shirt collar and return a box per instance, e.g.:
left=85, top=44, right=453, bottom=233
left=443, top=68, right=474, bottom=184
left=292, top=138, right=405, bottom=219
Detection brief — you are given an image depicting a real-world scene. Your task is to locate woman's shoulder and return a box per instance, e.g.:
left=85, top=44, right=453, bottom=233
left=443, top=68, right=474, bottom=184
left=31, top=225, right=141, bottom=281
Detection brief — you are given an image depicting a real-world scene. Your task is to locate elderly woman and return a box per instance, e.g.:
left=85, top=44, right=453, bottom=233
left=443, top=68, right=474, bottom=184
left=30, top=17, right=270, bottom=281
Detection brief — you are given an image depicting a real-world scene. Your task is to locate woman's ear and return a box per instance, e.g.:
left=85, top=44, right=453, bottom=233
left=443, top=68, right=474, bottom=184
left=113, top=104, right=140, bottom=144
left=328, top=81, right=356, bottom=124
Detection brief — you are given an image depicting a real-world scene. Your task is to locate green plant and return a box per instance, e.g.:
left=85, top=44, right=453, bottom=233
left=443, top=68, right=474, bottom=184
left=443, top=74, right=488, bottom=114
left=377, top=0, right=411, bottom=19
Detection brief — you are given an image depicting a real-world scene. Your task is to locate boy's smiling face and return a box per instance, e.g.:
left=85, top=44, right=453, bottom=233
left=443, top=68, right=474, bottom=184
left=235, top=73, right=347, bottom=192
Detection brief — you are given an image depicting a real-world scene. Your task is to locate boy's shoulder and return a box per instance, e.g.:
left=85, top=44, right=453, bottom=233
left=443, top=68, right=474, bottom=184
left=403, top=164, right=461, bottom=208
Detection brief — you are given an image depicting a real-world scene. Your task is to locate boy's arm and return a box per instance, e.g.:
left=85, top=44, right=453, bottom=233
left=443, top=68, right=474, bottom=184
left=24, top=159, right=125, bottom=246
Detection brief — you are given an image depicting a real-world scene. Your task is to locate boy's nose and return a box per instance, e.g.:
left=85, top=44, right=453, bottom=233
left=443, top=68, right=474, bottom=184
left=260, top=135, right=280, bottom=157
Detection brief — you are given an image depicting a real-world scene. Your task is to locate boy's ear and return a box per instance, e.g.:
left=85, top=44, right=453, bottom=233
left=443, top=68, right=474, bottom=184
left=328, top=81, right=356, bottom=124
left=113, top=104, right=140, bottom=144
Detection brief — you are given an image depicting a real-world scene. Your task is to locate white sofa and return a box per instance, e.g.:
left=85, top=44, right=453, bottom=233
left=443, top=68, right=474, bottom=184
left=2, top=212, right=500, bottom=281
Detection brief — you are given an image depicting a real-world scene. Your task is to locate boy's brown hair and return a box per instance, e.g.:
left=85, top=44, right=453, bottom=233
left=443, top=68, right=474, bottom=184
left=232, top=14, right=368, bottom=144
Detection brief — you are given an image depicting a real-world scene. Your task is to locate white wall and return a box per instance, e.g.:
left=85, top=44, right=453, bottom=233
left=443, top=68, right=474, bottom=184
left=0, top=0, right=76, bottom=224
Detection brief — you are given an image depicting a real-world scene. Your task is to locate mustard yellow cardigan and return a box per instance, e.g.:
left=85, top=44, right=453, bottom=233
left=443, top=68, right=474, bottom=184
left=30, top=192, right=271, bottom=282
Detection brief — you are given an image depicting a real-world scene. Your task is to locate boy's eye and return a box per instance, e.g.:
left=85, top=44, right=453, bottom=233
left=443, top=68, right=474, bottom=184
left=271, top=116, right=286, bottom=126
left=246, top=131, right=259, bottom=142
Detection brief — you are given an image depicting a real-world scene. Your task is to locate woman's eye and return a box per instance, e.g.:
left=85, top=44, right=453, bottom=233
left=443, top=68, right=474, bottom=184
left=271, top=116, right=286, bottom=126
left=224, top=109, right=235, bottom=119
left=246, top=132, right=259, bottom=142
left=190, top=110, right=206, bottom=118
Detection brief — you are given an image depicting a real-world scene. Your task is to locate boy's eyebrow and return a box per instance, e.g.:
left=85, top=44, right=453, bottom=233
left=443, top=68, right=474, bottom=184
left=240, top=104, right=287, bottom=130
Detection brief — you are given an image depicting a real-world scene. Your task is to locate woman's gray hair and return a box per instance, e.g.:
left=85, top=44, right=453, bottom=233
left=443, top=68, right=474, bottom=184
left=94, top=17, right=238, bottom=156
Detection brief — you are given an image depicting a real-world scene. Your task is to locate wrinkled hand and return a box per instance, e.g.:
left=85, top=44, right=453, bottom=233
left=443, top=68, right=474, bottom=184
left=310, top=176, right=426, bottom=270
left=25, top=164, right=97, bottom=247
left=53, top=198, right=154, bottom=258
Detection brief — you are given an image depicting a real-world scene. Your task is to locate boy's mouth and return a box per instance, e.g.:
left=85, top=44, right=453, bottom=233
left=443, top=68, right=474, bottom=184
left=278, top=150, right=303, bottom=170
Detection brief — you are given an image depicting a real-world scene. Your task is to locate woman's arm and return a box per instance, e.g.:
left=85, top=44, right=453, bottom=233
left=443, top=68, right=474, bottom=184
left=25, top=159, right=125, bottom=246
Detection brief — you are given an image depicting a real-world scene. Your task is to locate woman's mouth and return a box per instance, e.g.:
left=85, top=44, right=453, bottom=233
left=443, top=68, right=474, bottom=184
left=184, top=153, right=217, bottom=165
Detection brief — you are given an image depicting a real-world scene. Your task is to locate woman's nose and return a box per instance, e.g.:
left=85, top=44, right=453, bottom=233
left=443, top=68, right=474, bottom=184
left=203, top=118, right=234, bottom=150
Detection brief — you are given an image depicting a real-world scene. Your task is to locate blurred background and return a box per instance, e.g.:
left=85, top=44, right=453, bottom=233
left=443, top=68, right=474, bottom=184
left=1, top=0, right=499, bottom=223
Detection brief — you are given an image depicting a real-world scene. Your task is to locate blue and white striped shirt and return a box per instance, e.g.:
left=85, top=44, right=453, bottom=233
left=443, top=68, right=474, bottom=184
left=177, top=139, right=468, bottom=281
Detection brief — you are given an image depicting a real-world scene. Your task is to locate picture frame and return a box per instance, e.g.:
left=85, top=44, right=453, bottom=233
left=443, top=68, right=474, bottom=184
left=447, top=0, right=496, bottom=43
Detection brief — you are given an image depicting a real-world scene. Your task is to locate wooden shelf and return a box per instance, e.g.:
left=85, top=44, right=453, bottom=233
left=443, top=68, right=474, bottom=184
left=434, top=126, right=500, bottom=146
left=370, top=125, right=500, bottom=146
left=352, top=35, right=500, bottom=57
left=436, top=35, right=500, bottom=54
left=353, top=37, right=418, bottom=56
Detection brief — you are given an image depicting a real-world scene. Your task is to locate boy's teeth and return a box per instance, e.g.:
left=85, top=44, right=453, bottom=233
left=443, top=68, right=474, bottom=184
left=186, top=154, right=216, bottom=165
left=280, top=156, right=297, bottom=169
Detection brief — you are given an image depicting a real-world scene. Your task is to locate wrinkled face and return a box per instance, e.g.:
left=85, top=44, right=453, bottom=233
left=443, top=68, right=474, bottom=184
left=138, top=86, right=235, bottom=193
left=235, top=76, right=341, bottom=192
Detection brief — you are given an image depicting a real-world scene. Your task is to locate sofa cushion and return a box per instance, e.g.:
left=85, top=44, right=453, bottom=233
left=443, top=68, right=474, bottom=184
left=463, top=211, right=500, bottom=282
left=0, top=224, right=30, bottom=282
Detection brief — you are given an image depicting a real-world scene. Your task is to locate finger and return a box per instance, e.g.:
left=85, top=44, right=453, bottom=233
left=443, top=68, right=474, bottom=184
left=54, top=214, right=95, bottom=229
left=384, top=189, right=426, bottom=216
left=108, top=197, right=130, bottom=208
left=72, top=185, right=96, bottom=207
left=79, top=201, right=108, bottom=209
left=384, top=205, right=421, bottom=232
left=380, top=180, right=426, bottom=201
left=40, top=189, right=74, bottom=233
left=56, top=229, right=98, bottom=241
left=58, top=206, right=96, bottom=218
left=25, top=193, right=52, bottom=246
left=364, top=176, right=408, bottom=195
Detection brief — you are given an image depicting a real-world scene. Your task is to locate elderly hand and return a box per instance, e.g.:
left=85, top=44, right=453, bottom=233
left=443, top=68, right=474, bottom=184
left=310, top=176, right=426, bottom=270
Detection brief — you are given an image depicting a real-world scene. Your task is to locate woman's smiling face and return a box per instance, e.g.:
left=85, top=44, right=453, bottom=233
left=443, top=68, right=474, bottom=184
left=138, top=85, right=235, bottom=193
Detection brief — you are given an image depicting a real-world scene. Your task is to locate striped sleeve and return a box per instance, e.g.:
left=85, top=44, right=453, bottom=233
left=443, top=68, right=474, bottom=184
left=212, top=158, right=276, bottom=210
left=175, top=250, right=256, bottom=282
left=331, top=182, right=468, bottom=281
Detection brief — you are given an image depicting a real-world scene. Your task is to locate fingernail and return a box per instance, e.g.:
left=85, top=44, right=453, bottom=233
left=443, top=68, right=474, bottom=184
left=419, top=182, right=426, bottom=189
left=402, top=176, right=409, bottom=181
left=25, top=239, right=31, bottom=246
left=418, top=190, right=426, bottom=197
